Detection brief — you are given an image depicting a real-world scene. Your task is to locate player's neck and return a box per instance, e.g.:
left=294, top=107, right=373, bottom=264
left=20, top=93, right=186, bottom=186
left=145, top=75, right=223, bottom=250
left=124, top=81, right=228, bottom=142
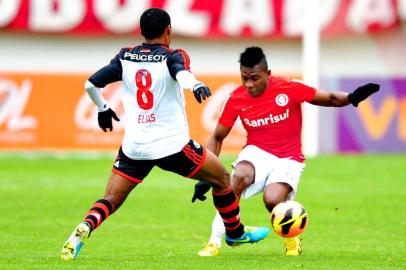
left=144, top=37, right=170, bottom=47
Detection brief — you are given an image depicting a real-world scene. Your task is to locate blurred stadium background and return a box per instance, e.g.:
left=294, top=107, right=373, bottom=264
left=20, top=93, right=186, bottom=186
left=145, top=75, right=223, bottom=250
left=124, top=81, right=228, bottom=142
left=0, top=1, right=405, bottom=269
left=1, top=0, right=405, bottom=153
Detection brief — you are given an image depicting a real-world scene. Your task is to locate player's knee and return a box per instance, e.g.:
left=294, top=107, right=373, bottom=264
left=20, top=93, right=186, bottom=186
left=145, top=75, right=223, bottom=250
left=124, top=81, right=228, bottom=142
left=233, top=173, right=253, bottom=185
left=263, top=194, right=284, bottom=213
left=263, top=183, right=293, bottom=212
left=232, top=173, right=253, bottom=195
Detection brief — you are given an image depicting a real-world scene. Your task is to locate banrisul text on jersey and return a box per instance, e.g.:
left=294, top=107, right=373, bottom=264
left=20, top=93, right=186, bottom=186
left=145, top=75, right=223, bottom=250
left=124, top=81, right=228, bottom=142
left=243, top=109, right=289, bottom=127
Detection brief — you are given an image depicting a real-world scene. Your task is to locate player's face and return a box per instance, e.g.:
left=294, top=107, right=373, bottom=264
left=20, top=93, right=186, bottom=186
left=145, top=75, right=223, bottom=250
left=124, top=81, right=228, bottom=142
left=240, top=65, right=270, bottom=97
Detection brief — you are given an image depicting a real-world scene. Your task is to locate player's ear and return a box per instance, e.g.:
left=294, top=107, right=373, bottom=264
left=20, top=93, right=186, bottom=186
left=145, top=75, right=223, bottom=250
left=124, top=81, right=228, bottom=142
left=267, top=70, right=272, bottom=76
left=166, top=25, right=172, bottom=35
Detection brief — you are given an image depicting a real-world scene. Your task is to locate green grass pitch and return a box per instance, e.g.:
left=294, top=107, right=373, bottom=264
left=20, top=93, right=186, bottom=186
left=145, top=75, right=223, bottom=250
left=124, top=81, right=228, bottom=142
left=0, top=153, right=405, bottom=269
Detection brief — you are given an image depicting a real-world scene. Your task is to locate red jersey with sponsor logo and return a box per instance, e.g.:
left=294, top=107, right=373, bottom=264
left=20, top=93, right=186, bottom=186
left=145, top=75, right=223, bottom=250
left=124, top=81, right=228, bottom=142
left=219, top=76, right=316, bottom=162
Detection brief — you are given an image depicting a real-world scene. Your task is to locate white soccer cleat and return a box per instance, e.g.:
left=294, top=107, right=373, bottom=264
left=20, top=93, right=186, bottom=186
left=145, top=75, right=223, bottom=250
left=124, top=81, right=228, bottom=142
left=61, top=222, right=90, bottom=260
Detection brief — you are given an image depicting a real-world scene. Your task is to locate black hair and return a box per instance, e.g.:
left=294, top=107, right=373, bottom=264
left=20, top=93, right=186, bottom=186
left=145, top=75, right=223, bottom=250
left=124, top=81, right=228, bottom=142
left=239, top=47, right=268, bottom=69
left=140, top=8, right=171, bottom=40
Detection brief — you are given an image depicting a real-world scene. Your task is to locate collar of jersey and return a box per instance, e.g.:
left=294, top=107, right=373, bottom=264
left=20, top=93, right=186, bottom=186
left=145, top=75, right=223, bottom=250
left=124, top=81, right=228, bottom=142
left=142, top=43, right=169, bottom=48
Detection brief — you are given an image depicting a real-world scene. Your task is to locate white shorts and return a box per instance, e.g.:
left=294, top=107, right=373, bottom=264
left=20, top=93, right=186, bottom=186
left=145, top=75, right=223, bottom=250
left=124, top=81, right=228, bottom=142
left=232, top=145, right=305, bottom=200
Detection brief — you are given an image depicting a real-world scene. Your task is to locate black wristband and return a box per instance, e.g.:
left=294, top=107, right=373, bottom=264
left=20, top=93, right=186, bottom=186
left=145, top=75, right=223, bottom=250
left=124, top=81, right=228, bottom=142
left=347, top=93, right=357, bottom=107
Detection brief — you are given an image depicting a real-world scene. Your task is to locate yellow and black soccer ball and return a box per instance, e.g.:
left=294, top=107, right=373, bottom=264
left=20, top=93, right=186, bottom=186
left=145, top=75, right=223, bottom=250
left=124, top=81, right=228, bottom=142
left=270, top=200, right=308, bottom=238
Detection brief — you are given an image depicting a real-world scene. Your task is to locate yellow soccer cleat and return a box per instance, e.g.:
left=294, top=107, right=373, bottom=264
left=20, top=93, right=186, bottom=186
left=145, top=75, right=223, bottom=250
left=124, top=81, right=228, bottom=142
left=284, top=236, right=302, bottom=256
left=197, top=243, right=220, bottom=257
left=61, top=223, right=90, bottom=260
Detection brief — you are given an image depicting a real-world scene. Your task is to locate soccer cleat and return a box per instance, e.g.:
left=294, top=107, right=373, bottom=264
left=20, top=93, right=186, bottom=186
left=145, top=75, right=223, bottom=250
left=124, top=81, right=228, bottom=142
left=61, top=222, right=91, bottom=260
left=197, top=243, right=220, bottom=257
left=284, top=236, right=302, bottom=256
left=225, top=226, right=270, bottom=247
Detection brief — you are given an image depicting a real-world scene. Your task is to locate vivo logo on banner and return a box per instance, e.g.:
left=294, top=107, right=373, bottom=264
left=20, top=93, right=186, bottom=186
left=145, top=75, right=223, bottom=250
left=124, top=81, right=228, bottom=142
left=0, top=79, right=37, bottom=131
left=338, top=78, right=406, bottom=152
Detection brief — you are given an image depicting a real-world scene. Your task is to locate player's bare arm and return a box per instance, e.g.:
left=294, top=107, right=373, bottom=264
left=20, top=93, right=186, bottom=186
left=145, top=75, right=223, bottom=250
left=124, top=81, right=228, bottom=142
left=310, top=83, right=380, bottom=107
left=207, top=124, right=232, bottom=156
left=309, top=89, right=350, bottom=107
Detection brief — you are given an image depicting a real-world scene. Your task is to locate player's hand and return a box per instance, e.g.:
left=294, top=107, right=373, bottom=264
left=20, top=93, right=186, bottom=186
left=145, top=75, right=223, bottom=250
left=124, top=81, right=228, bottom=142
left=192, top=83, right=211, bottom=103
left=348, top=83, right=380, bottom=107
left=192, top=181, right=211, bottom=202
left=98, top=108, right=120, bottom=132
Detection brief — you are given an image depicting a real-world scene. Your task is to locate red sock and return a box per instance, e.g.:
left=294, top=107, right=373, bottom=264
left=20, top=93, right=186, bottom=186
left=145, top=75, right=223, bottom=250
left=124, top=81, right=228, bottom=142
left=83, top=199, right=113, bottom=231
left=212, top=187, right=244, bottom=239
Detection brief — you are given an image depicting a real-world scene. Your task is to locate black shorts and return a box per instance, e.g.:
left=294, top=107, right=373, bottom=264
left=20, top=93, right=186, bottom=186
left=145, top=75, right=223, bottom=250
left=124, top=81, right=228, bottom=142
left=112, top=139, right=206, bottom=183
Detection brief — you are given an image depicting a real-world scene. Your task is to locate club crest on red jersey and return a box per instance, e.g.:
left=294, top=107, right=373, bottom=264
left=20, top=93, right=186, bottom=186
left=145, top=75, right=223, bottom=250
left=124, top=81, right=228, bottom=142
left=275, top=94, right=289, bottom=106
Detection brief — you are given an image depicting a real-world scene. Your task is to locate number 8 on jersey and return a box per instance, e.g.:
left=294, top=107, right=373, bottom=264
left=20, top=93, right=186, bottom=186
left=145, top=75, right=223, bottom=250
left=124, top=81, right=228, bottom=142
left=136, top=69, right=153, bottom=110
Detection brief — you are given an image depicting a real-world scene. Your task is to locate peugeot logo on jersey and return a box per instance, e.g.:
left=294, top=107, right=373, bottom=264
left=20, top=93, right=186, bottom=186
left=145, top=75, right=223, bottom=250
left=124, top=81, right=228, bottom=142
left=275, top=94, right=289, bottom=106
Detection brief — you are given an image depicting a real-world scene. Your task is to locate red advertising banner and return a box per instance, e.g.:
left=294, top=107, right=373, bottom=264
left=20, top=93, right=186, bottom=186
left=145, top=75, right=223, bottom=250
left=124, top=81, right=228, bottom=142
left=0, top=73, right=246, bottom=153
left=0, top=0, right=402, bottom=38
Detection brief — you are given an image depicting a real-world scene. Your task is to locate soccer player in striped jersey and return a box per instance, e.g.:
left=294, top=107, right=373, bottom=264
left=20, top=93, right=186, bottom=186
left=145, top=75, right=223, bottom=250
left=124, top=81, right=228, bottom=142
left=60, top=8, right=269, bottom=261
left=193, top=47, right=380, bottom=257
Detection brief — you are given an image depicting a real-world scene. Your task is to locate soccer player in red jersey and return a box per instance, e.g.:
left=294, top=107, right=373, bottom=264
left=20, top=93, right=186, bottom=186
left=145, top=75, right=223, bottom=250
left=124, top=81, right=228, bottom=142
left=60, top=10, right=269, bottom=261
left=193, top=47, right=380, bottom=256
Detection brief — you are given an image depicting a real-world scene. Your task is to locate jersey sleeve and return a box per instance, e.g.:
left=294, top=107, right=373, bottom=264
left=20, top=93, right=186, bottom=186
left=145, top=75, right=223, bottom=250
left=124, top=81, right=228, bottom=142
left=88, top=48, right=126, bottom=88
left=218, top=94, right=238, bottom=128
left=166, top=49, right=191, bottom=80
left=290, top=80, right=317, bottom=102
